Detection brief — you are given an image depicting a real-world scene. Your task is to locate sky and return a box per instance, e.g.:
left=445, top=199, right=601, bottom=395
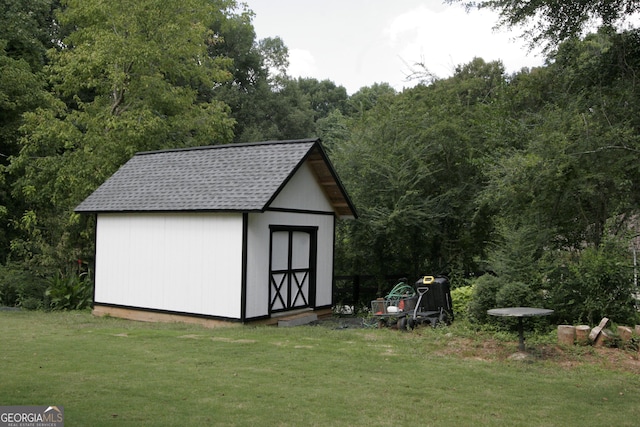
left=243, top=0, right=546, bottom=94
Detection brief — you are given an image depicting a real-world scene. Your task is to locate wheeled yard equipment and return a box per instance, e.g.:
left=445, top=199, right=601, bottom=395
left=370, top=276, right=453, bottom=330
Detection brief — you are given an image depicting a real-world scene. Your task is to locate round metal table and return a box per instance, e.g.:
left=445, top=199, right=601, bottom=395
left=487, top=307, right=554, bottom=351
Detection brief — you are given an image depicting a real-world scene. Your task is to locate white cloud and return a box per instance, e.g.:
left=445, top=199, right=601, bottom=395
left=385, top=5, right=544, bottom=78
left=246, top=0, right=546, bottom=93
left=287, top=48, right=317, bottom=78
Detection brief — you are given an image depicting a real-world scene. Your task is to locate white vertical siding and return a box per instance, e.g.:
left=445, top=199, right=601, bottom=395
left=245, top=211, right=335, bottom=319
left=95, top=213, right=243, bottom=318
left=243, top=160, right=337, bottom=319
left=268, top=162, right=334, bottom=212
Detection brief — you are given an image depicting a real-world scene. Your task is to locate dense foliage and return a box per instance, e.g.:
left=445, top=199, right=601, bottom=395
left=1, top=0, right=638, bottom=324
left=449, top=0, right=640, bottom=50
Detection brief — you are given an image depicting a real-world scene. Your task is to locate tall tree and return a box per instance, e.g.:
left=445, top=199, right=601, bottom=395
left=0, top=0, right=57, bottom=262
left=6, top=0, right=237, bottom=271
left=209, top=8, right=347, bottom=142
left=210, top=26, right=324, bottom=142
left=296, top=77, right=348, bottom=121
left=332, top=60, right=504, bottom=280
left=482, top=30, right=640, bottom=253
left=449, top=0, right=640, bottom=49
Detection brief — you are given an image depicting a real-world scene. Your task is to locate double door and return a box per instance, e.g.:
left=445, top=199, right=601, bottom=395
left=269, top=226, right=317, bottom=313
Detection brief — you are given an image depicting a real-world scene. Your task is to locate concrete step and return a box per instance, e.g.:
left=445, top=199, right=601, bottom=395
left=277, top=312, right=318, bottom=327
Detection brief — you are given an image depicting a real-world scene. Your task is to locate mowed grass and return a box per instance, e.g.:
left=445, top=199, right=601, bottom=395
left=1, top=311, right=640, bottom=426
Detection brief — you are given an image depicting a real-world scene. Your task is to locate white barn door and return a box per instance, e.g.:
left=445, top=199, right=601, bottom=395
left=269, top=226, right=317, bottom=313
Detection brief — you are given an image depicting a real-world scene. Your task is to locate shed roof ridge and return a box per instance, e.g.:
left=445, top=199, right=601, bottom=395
left=136, top=138, right=320, bottom=156
left=75, top=138, right=357, bottom=218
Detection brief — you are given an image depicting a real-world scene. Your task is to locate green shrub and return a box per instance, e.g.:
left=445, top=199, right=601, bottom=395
left=45, top=270, right=93, bottom=311
left=467, top=274, right=505, bottom=323
left=467, top=274, right=546, bottom=328
left=0, top=280, right=18, bottom=307
left=494, top=281, right=549, bottom=332
left=0, top=263, right=47, bottom=309
left=495, top=281, right=541, bottom=308
left=544, top=241, right=637, bottom=325
left=451, top=285, right=473, bottom=320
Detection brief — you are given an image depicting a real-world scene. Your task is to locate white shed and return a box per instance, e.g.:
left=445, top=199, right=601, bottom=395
left=75, top=139, right=357, bottom=326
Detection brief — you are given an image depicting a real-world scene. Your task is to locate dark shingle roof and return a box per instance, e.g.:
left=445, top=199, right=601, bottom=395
left=75, top=138, right=356, bottom=218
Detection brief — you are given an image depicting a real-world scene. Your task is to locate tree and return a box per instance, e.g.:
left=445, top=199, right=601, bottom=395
left=0, top=0, right=57, bottom=70
left=208, top=8, right=348, bottom=142
left=6, top=0, right=237, bottom=271
left=208, top=11, right=319, bottom=143
left=345, top=83, right=397, bottom=117
left=208, top=4, right=264, bottom=90
left=470, top=31, right=640, bottom=324
left=227, top=76, right=316, bottom=142
left=332, top=60, right=505, bottom=280
left=0, top=44, right=49, bottom=262
left=0, top=0, right=57, bottom=262
left=543, top=237, right=637, bottom=325
left=449, top=0, right=640, bottom=49
left=295, top=77, right=348, bottom=121
left=482, top=30, right=640, bottom=253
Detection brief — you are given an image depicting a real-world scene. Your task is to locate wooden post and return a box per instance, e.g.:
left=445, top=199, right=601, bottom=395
left=557, top=325, right=576, bottom=346
left=575, top=325, right=591, bottom=345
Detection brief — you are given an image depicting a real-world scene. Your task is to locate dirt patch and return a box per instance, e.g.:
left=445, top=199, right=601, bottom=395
left=587, top=347, right=640, bottom=374
left=316, top=316, right=640, bottom=374
left=432, top=335, right=640, bottom=374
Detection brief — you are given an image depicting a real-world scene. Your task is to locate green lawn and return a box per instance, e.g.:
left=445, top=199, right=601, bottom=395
left=1, top=311, right=639, bottom=426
